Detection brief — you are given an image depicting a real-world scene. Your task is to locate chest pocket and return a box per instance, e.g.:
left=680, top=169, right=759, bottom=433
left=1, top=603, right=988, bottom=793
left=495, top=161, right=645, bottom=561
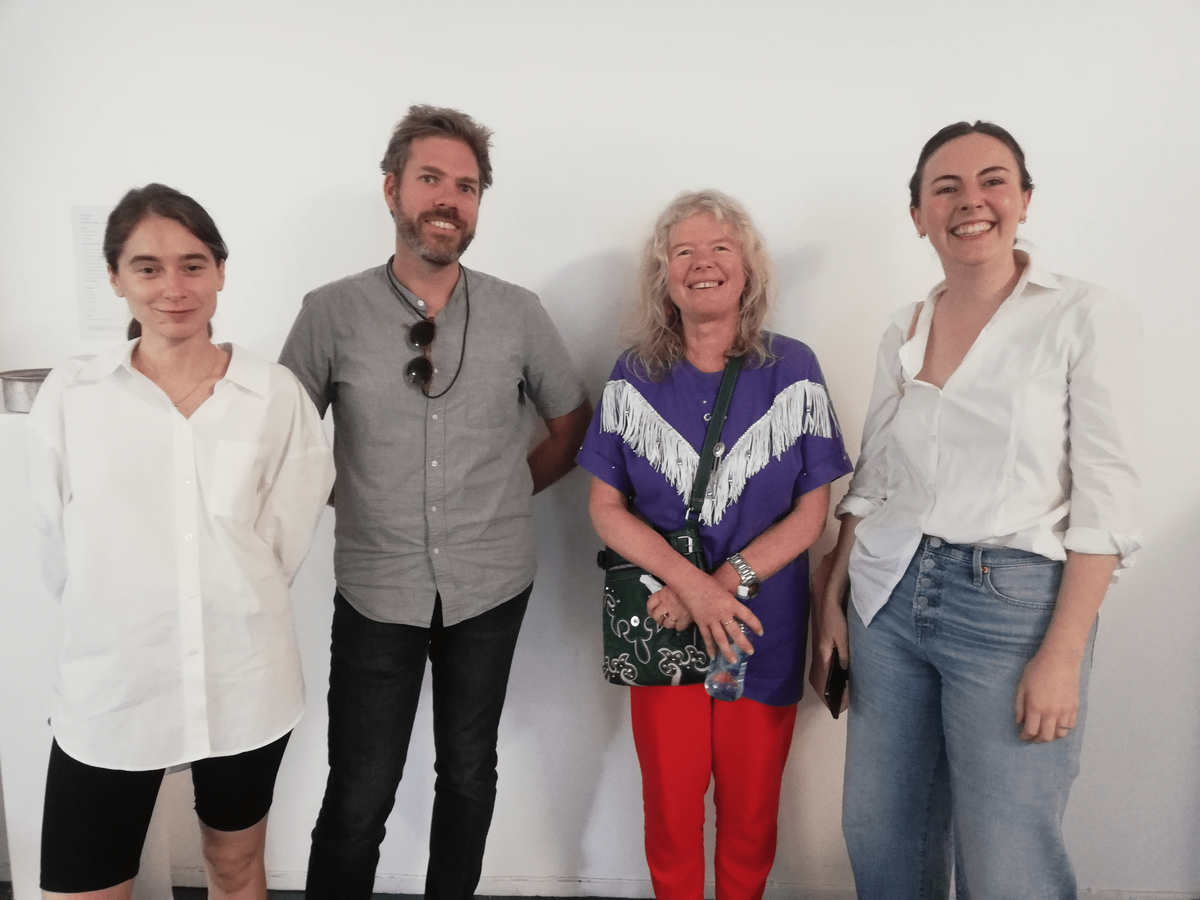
left=206, top=440, right=265, bottom=520
left=468, top=368, right=524, bottom=429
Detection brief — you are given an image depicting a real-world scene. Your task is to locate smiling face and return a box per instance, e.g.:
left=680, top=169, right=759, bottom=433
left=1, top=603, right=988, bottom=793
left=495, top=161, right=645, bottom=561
left=109, top=215, right=224, bottom=344
left=385, top=135, right=481, bottom=267
left=910, top=132, right=1032, bottom=272
left=666, top=212, right=747, bottom=327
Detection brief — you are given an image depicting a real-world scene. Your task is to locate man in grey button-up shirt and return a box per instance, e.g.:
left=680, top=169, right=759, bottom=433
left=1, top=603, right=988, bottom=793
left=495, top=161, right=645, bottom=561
left=280, top=104, right=591, bottom=900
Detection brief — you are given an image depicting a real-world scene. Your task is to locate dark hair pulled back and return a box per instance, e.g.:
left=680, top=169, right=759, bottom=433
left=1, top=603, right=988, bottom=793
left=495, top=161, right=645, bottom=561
left=104, top=183, right=227, bottom=340
left=909, top=121, right=1034, bottom=209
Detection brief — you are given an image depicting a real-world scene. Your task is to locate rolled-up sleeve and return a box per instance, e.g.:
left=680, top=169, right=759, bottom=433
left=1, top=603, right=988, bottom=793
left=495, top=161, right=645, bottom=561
left=1062, top=290, right=1143, bottom=568
left=835, top=322, right=906, bottom=520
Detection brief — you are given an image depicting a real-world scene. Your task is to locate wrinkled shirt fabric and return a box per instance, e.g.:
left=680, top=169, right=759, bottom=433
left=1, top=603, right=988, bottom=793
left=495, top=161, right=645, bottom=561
left=837, top=248, right=1142, bottom=626
left=28, top=341, right=335, bottom=770
left=279, top=264, right=587, bottom=627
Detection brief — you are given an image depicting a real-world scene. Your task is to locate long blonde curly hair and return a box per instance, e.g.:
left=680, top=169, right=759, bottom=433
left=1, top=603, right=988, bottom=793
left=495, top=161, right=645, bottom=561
left=627, top=189, right=775, bottom=379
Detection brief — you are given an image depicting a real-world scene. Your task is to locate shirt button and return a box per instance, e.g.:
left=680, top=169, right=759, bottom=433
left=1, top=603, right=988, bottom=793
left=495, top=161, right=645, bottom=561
left=417, top=300, right=426, bottom=308
left=431, top=460, right=438, bottom=467
left=432, top=414, right=439, bottom=420
left=433, top=548, right=440, bottom=554
left=184, top=534, right=193, bottom=541
left=431, top=506, right=437, bottom=511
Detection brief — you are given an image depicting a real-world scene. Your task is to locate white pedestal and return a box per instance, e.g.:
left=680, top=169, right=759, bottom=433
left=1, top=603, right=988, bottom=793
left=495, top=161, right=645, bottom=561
left=0, top=412, right=174, bottom=899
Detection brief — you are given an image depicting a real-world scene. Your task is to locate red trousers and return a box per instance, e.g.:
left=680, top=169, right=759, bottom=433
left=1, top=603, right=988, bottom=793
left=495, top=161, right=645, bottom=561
left=630, top=684, right=798, bottom=900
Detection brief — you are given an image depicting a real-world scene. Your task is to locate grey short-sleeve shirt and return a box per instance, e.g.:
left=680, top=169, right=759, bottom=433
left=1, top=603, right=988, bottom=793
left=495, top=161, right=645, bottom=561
left=280, top=264, right=587, bottom=626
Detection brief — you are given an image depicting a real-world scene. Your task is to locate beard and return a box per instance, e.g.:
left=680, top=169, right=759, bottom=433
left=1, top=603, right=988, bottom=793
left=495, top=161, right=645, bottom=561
left=395, top=204, right=475, bottom=267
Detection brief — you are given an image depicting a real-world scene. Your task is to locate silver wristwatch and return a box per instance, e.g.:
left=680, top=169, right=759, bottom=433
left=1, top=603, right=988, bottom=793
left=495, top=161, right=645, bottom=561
left=726, top=552, right=760, bottom=600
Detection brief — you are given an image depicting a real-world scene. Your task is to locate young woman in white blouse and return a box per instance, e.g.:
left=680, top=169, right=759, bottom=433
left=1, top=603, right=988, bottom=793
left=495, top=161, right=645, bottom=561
left=809, top=123, right=1141, bottom=898
left=29, top=184, right=335, bottom=900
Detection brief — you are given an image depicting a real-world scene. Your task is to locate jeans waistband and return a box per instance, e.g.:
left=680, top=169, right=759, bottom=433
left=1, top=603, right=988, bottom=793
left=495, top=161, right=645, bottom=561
left=919, top=535, right=1057, bottom=566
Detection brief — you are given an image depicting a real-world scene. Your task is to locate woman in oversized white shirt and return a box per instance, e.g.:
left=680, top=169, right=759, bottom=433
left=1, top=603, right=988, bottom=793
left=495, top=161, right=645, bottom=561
left=808, top=123, right=1141, bottom=899
left=28, top=184, right=334, bottom=900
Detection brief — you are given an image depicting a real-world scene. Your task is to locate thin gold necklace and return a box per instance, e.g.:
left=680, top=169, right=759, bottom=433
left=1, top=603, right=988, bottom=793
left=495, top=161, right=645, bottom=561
left=135, top=344, right=221, bottom=407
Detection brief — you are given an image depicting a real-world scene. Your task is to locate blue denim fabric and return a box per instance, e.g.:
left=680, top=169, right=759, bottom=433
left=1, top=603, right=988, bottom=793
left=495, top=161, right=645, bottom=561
left=842, top=536, right=1096, bottom=900
left=305, top=586, right=531, bottom=900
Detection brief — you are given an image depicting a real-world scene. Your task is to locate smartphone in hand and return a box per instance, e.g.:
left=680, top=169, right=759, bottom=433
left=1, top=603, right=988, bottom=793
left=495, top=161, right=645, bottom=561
left=823, top=646, right=849, bottom=719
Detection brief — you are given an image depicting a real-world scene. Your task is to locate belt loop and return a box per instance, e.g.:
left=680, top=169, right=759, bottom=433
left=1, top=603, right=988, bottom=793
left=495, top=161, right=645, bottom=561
left=972, top=546, right=983, bottom=586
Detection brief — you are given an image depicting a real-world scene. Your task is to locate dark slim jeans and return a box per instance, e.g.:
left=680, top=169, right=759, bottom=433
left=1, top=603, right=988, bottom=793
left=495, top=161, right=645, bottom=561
left=305, top=585, right=532, bottom=900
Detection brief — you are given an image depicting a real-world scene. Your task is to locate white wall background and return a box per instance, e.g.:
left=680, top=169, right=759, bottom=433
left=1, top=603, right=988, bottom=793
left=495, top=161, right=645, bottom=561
left=1, top=1, right=1198, bottom=896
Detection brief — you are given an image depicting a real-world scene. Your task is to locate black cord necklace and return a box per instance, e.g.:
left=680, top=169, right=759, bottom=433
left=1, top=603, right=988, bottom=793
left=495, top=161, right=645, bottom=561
left=384, top=255, right=470, bottom=399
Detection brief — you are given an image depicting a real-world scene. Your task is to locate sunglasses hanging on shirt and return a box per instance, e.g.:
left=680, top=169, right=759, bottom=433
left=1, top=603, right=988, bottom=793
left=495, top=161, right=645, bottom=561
left=384, top=256, right=470, bottom=399
left=404, top=320, right=436, bottom=387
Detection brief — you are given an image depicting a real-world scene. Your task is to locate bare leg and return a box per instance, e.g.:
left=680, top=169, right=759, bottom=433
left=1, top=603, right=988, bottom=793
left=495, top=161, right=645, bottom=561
left=43, top=880, right=135, bottom=900
left=201, top=815, right=269, bottom=900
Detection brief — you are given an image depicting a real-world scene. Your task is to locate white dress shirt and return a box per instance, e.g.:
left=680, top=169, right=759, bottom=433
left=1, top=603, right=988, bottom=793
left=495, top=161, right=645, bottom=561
left=28, top=341, right=335, bottom=770
left=837, top=248, right=1142, bottom=626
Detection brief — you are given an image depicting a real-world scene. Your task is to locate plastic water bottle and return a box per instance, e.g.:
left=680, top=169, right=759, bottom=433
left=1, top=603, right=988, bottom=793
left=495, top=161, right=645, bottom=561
left=705, top=625, right=751, bottom=701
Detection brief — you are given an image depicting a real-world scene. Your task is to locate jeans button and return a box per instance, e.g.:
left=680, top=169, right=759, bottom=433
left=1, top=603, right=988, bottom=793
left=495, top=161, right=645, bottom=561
left=919, top=577, right=931, bottom=588
left=929, top=537, right=942, bottom=548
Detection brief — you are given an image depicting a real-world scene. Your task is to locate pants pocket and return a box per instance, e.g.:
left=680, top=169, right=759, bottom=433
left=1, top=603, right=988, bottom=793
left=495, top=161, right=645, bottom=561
left=982, top=558, right=1062, bottom=609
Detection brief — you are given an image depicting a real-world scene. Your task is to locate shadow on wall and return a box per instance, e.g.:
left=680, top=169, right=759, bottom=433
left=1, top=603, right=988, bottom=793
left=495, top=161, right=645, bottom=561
left=487, top=250, right=642, bottom=877
left=1063, top=501, right=1200, bottom=890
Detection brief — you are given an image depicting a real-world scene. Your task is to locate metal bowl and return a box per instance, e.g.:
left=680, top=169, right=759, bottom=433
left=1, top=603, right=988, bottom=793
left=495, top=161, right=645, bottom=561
left=1, top=368, right=52, bottom=413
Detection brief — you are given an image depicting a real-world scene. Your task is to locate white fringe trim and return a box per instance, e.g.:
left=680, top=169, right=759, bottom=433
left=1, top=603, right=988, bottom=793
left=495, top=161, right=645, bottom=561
left=601, top=380, right=698, bottom=500
left=600, top=378, right=834, bottom=526
left=703, top=379, right=833, bottom=524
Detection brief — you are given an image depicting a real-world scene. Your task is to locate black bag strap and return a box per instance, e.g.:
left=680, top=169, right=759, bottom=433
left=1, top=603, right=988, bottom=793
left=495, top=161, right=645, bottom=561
left=686, top=355, right=744, bottom=518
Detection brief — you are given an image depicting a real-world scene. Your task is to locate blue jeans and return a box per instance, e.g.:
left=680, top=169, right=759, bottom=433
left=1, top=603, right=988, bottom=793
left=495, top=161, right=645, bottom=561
left=842, top=537, right=1095, bottom=900
left=305, top=585, right=531, bottom=900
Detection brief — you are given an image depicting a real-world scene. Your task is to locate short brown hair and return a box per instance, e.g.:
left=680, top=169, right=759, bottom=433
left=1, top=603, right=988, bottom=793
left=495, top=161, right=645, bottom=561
left=380, top=104, right=494, bottom=191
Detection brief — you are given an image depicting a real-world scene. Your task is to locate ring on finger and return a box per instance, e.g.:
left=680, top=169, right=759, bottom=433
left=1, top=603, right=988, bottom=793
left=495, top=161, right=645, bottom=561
left=721, top=619, right=736, bottom=627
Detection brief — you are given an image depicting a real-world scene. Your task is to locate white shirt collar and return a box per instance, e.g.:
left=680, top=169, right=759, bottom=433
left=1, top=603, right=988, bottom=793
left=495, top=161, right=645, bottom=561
left=74, top=339, right=269, bottom=397
left=892, top=240, right=1062, bottom=332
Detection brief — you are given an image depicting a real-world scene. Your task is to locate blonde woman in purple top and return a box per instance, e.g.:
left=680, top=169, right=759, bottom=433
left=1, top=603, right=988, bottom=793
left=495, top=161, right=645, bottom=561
left=579, top=190, right=852, bottom=899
